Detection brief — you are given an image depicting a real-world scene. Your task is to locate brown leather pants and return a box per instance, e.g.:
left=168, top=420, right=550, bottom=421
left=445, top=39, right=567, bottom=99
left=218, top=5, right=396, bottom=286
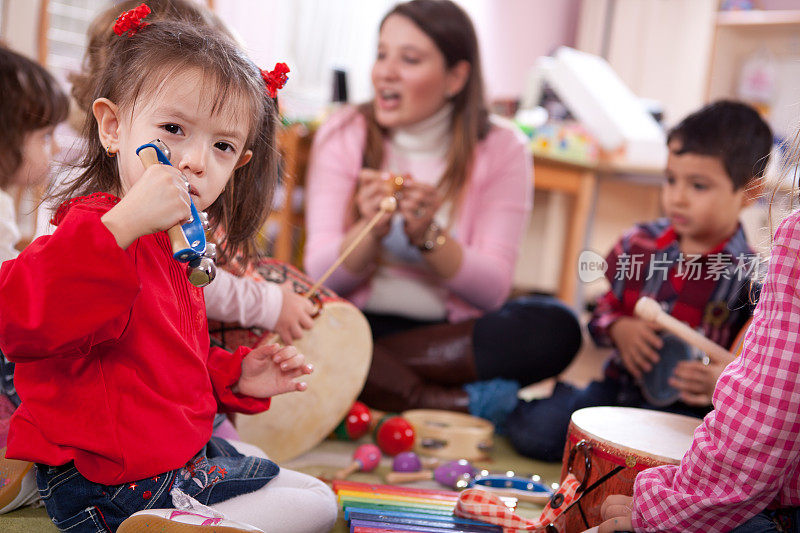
left=358, top=320, right=478, bottom=413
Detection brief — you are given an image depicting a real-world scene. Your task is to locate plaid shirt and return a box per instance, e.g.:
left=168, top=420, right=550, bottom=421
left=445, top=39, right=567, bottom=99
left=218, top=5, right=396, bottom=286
left=632, top=211, right=800, bottom=531
left=588, top=218, right=757, bottom=354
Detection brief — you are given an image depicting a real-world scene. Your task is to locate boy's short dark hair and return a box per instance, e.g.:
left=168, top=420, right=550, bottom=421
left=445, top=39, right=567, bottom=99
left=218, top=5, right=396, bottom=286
left=667, top=100, right=772, bottom=190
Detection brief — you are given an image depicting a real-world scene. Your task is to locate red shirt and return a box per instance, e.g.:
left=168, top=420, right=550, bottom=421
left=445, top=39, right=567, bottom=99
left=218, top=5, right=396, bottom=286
left=0, top=193, right=270, bottom=485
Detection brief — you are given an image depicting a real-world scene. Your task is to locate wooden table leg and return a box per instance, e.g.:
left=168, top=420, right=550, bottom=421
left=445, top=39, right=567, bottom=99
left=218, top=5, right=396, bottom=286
left=557, top=169, right=597, bottom=308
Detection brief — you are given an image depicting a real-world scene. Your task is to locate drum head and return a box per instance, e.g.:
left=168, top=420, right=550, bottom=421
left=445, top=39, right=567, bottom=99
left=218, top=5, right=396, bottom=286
left=236, top=301, right=373, bottom=463
left=641, top=333, right=700, bottom=407
left=570, top=406, right=701, bottom=465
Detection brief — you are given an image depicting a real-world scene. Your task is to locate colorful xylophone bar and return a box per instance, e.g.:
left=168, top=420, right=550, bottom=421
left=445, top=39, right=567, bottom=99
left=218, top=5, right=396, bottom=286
left=333, top=480, right=509, bottom=533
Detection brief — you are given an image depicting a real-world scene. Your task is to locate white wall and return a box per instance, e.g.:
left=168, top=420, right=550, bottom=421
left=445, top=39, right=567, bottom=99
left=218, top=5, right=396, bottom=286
left=214, top=0, right=579, bottom=120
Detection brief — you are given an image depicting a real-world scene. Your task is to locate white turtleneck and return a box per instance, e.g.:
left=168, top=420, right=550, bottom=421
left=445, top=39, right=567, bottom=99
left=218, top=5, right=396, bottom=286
left=363, top=103, right=457, bottom=321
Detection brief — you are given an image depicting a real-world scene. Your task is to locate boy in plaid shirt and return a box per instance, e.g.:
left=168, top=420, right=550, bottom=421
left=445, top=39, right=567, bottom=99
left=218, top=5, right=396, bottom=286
left=507, top=101, right=772, bottom=462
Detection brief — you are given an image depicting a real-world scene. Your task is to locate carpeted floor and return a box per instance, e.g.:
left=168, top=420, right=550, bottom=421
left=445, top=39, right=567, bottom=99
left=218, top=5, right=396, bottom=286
left=0, top=324, right=608, bottom=531
left=0, top=436, right=563, bottom=532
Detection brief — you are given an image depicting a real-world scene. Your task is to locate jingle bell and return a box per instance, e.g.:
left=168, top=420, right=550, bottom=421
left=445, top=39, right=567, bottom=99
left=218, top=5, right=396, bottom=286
left=187, top=256, right=216, bottom=288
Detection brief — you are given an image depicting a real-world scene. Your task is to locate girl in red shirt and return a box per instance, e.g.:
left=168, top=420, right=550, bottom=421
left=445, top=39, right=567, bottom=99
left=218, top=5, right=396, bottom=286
left=0, top=5, right=336, bottom=533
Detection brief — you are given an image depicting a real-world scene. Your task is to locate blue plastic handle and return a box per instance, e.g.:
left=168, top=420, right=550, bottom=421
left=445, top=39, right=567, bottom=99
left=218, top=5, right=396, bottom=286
left=135, top=142, right=206, bottom=262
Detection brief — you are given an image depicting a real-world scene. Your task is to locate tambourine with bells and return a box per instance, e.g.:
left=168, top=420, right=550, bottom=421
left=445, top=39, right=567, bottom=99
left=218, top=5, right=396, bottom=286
left=136, top=139, right=216, bottom=287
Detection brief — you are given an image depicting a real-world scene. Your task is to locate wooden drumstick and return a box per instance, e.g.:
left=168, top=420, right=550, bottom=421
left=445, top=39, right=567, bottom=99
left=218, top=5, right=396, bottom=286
left=262, top=196, right=398, bottom=346
left=303, top=195, right=398, bottom=298
left=634, top=296, right=732, bottom=363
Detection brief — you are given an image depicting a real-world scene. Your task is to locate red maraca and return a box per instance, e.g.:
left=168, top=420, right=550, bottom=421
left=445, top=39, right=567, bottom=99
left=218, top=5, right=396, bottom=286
left=334, top=443, right=382, bottom=479
left=385, top=459, right=475, bottom=488
left=374, top=415, right=415, bottom=456
left=333, top=401, right=372, bottom=440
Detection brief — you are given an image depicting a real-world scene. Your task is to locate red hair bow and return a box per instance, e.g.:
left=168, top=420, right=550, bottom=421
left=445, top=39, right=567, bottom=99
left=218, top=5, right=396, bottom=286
left=113, top=3, right=151, bottom=37
left=261, top=63, right=290, bottom=98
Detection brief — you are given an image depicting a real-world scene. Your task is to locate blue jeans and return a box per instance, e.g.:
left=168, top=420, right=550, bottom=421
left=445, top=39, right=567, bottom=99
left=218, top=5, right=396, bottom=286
left=36, top=437, right=278, bottom=532
left=506, top=376, right=709, bottom=462
left=730, top=508, right=800, bottom=533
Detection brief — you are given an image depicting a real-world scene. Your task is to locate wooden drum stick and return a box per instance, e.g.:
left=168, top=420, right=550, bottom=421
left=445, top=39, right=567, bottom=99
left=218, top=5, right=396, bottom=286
left=633, top=296, right=732, bottom=363
left=303, top=195, right=397, bottom=298
left=263, top=195, right=398, bottom=346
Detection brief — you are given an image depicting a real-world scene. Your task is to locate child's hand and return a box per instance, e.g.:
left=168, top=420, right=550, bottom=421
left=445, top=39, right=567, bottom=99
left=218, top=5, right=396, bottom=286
left=234, top=344, right=313, bottom=398
left=102, top=164, right=191, bottom=249
left=608, top=317, right=663, bottom=379
left=274, top=282, right=316, bottom=344
left=669, top=353, right=732, bottom=406
left=597, top=494, right=633, bottom=533
left=355, top=169, right=394, bottom=238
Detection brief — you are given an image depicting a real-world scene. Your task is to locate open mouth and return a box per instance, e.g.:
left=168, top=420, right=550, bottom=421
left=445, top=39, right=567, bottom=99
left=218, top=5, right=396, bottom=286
left=188, top=185, right=200, bottom=198
left=376, top=89, right=401, bottom=110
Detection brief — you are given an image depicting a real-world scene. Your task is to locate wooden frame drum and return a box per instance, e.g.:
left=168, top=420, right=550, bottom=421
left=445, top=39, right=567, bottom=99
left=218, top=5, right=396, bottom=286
left=209, top=259, right=372, bottom=463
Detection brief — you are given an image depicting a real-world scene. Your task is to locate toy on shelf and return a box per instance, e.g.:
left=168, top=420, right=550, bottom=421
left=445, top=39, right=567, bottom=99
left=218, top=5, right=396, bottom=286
left=374, top=415, right=415, bottom=456
left=526, top=120, right=600, bottom=166
left=332, top=401, right=372, bottom=441
left=384, top=459, right=476, bottom=489
left=335, top=443, right=382, bottom=480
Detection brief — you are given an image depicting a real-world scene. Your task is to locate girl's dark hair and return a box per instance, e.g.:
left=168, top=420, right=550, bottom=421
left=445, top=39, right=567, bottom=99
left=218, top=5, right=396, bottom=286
left=359, top=0, right=489, bottom=200
left=667, top=100, right=773, bottom=191
left=69, top=0, right=235, bottom=113
left=0, top=43, right=69, bottom=188
left=51, top=20, right=277, bottom=264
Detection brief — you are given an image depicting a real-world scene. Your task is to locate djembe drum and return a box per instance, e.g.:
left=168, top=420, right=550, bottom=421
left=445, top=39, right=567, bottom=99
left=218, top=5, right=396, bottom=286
left=555, top=406, right=701, bottom=532
left=209, top=259, right=372, bottom=463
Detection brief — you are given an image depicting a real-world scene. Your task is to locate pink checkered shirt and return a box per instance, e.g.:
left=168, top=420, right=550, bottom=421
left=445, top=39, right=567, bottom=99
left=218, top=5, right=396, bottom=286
left=632, top=211, right=800, bottom=532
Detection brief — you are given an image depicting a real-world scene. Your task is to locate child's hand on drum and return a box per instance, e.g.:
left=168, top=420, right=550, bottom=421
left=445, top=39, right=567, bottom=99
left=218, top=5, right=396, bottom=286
left=275, top=282, right=316, bottom=344
left=609, top=317, right=663, bottom=379
left=669, top=356, right=729, bottom=406
left=234, top=344, right=313, bottom=398
left=597, top=494, right=633, bottom=533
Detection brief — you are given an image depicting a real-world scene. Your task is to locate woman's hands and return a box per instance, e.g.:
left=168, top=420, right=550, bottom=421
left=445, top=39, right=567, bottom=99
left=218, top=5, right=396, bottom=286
left=354, top=169, right=395, bottom=239
left=234, top=343, right=313, bottom=398
left=397, top=179, right=442, bottom=246
left=353, top=169, right=442, bottom=243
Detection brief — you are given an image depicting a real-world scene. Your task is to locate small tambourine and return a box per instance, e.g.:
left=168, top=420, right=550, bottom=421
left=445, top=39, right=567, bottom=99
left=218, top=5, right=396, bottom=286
left=468, top=473, right=553, bottom=505
left=402, top=409, right=494, bottom=461
left=136, top=139, right=216, bottom=287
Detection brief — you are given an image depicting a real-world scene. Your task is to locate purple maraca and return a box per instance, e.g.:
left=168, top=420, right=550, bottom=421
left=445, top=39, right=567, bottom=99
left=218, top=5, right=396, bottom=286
left=392, top=451, right=423, bottom=472
left=385, top=459, right=475, bottom=488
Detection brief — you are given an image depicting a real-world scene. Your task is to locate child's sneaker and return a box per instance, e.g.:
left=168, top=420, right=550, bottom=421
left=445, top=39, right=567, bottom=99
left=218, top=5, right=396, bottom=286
left=118, top=509, right=264, bottom=532
left=0, top=448, right=38, bottom=514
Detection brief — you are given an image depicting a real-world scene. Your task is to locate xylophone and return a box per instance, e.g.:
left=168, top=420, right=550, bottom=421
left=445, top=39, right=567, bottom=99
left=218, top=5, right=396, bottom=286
left=333, top=480, right=513, bottom=533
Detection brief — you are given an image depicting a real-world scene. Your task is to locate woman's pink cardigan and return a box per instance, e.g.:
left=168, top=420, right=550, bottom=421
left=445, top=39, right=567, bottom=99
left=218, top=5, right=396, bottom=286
left=304, top=107, right=532, bottom=323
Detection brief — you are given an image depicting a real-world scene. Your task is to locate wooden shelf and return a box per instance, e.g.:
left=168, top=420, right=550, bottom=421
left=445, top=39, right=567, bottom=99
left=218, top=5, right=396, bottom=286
left=716, top=9, right=800, bottom=28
